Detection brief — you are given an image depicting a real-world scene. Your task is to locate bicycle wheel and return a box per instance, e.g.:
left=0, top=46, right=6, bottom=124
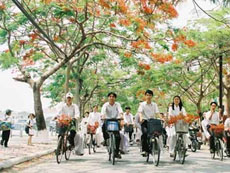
left=88, top=134, right=92, bottom=155
left=211, top=149, right=215, bottom=159
left=93, top=138, right=96, bottom=153
left=146, top=138, right=150, bottom=163
left=191, top=140, right=197, bottom=152
left=218, top=139, right=224, bottom=161
left=56, top=136, right=64, bottom=164
left=65, top=135, right=72, bottom=160
left=107, top=138, right=112, bottom=161
left=146, top=152, right=150, bottom=162
left=173, top=142, right=177, bottom=161
left=111, top=134, right=116, bottom=165
left=152, top=138, right=160, bottom=166
left=178, top=138, right=186, bottom=164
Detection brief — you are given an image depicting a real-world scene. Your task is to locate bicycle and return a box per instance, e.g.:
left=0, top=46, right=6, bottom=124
left=87, top=127, right=97, bottom=154
left=55, top=116, right=74, bottom=164
left=105, top=118, right=121, bottom=165
left=209, top=126, right=224, bottom=161
left=146, top=118, right=163, bottom=166
left=55, top=126, right=73, bottom=164
left=173, top=120, right=188, bottom=164
left=223, top=130, right=230, bottom=157
left=188, top=127, right=201, bottom=152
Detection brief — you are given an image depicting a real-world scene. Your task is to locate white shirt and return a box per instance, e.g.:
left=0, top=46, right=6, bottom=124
left=87, top=112, right=101, bottom=126
left=168, top=105, right=186, bottom=117
left=101, top=102, right=123, bottom=119
left=134, top=113, right=141, bottom=129
left=27, top=118, right=35, bottom=127
left=124, top=113, right=134, bottom=124
left=80, top=117, right=88, bottom=133
left=58, top=103, right=80, bottom=119
left=138, top=101, right=159, bottom=120
left=224, top=118, right=230, bottom=130
left=3, top=115, right=14, bottom=124
left=206, top=111, right=219, bottom=125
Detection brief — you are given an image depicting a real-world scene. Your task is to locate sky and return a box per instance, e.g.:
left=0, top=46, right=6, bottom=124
left=0, top=0, right=217, bottom=112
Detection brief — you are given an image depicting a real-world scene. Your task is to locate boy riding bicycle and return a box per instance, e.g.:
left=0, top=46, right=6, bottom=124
left=101, top=92, right=123, bottom=159
left=138, top=89, right=163, bottom=157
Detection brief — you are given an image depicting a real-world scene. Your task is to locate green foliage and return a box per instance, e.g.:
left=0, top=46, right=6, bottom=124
left=0, top=29, right=7, bottom=44
left=0, top=52, right=18, bottom=69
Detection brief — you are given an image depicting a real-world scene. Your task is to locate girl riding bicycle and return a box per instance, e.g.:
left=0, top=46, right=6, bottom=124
left=168, top=96, right=190, bottom=157
left=86, top=105, right=103, bottom=147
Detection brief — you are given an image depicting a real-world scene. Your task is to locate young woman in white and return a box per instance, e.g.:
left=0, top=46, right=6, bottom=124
left=168, top=96, right=189, bottom=157
left=87, top=105, right=103, bottom=147
left=27, top=113, right=36, bottom=146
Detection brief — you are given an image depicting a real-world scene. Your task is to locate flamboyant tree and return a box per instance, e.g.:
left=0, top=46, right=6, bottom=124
left=0, top=0, right=185, bottom=130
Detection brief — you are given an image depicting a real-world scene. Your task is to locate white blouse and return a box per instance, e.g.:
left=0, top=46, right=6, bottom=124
left=4, top=115, right=14, bottom=124
left=224, top=118, right=230, bottom=130
left=27, top=119, right=35, bottom=127
left=87, top=112, right=101, bottom=126
left=168, top=105, right=186, bottom=117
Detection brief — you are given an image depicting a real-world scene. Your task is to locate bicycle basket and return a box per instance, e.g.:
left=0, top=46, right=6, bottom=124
left=124, top=124, right=134, bottom=133
left=87, top=125, right=96, bottom=134
left=175, top=120, right=188, bottom=133
left=57, top=125, right=68, bottom=135
left=214, top=131, right=223, bottom=138
left=210, top=124, right=224, bottom=138
left=106, top=120, right=119, bottom=132
left=147, top=119, right=163, bottom=135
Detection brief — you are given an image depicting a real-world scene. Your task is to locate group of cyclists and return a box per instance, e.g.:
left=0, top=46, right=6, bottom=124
left=55, top=89, right=230, bottom=165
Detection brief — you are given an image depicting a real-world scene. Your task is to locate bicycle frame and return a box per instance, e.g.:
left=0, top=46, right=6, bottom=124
left=174, top=132, right=187, bottom=164
left=211, top=134, right=224, bottom=161
left=55, top=124, right=72, bottom=164
left=146, top=133, right=161, bottom=166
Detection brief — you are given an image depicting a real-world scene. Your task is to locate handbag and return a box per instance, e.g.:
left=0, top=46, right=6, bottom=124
left=25, top=120, right=30, bottom=134
left=25, top=125, right=29, bottom=134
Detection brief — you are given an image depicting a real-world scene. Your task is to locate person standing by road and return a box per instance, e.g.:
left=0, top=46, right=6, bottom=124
left=1, top=109, right=13, bottom=148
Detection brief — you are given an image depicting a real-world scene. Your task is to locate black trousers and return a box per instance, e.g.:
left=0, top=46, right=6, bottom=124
left=141, top=120, right=148, bottom=152
left=129, top=131, right=133, bottom=141
left=207, top=125, right=215, bottom=150
left=1, top=130, right=10, bottom=147
left=69, top=130, right=76, bottom=146
left=124, top=129, right=133, bottom=141
left=102, top=122, right=121, bottom=154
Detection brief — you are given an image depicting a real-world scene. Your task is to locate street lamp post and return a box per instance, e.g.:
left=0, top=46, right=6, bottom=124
left=219, top=53, right=224, bottom=116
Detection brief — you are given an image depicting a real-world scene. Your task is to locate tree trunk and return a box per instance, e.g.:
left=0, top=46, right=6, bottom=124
left=33, top=83, right=46, bottom=130
left=226, top=88, right=230, bottom=116
left=65, top=63, right=72, bottom=95
left=196, top=101, right=202, bottom=117
left=75, top=76, right=81, bottom=107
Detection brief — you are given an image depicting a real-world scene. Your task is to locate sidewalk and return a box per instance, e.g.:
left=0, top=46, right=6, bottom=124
left=0, top=130, right=57, bottom=170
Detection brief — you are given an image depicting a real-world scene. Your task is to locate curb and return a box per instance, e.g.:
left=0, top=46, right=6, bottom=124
left=0, top=148, right=54, bottom=171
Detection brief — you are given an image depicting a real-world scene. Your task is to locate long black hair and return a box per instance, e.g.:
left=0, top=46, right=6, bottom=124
left=172, top=96, right=183, bottom=111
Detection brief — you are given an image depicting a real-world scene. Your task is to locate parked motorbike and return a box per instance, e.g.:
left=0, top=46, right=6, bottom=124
left=188, top=126, right=203, bottom=152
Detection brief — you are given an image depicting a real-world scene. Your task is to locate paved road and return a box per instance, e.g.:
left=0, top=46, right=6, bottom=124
left=3, top=144, right=230, bottom=173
